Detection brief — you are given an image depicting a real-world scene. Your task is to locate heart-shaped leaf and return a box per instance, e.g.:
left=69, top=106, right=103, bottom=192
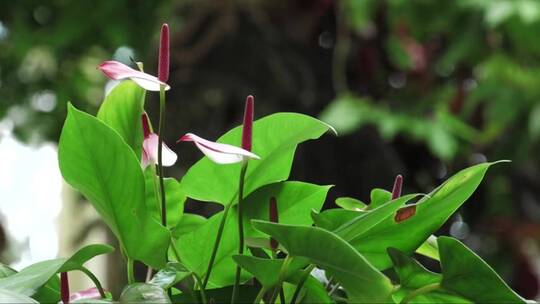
left=180, top=113, right=334, bottom=205
left=59, top=104, right=169, bottom=268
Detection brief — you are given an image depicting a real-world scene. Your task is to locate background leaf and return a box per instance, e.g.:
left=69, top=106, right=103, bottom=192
left=119, top=283, right=170, bottom=303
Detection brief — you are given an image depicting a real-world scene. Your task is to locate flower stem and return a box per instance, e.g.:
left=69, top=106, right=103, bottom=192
left=79, top=266, right=106, bottom=298
left=127, top=258, right=135, bottom=284
left=231, top=162, right=248, bottom=304
left=400, top=283, right=441, bottom=304
left=157, top=85, right=167, bottom=229
left=202, top=202, right=232, bottom=288
left=252, top=286, right=267, bottom=304
left=192, top=272, right=208, bottom=304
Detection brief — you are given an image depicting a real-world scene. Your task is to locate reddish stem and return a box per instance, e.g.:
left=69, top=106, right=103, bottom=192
left=61, top=272, right=70, bottom=304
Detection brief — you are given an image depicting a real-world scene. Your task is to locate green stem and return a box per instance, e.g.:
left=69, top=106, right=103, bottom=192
left=192, top=272, right=208, bottom=304
left=127, top=258, right=135, bottom=284
left=79, top=266, right=106, bottom=298
left=290, top=264, right=315, bottom=304
left=170, top=237, right=182, bottom=262
left=202, top=203, right=232, bottom=288
left=231, top=162, right=248, bottom=304
left=400, top=283, right=441, bottom=304
left=158, top=85, right=167, bottom=229
left=252, top=286, right=267, bottom=304
left=270, top=255, right=292, bottom=303
left=151, top=164, right=162, bottom=215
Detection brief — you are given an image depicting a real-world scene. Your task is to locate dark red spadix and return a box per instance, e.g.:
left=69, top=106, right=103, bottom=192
left=158, top=23, right=169, bottom=82
left=269, top=196, right=279, bottom=250
left=142, top=112, right=151, bottom=138
left=242, top=95, right=254, bottom=151
left=61, top=272, right=70, bottom=304
left=391, top=174, right=403, bottom=200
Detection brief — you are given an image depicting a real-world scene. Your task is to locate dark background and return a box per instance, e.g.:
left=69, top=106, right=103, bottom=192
left=1, top=0, right=540, bottom=299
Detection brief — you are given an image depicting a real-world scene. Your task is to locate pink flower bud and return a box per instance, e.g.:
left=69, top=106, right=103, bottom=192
left=391, top=174, right=403, bottom=200
left=158, top=23, right=169, bottom=82
left=242, top=95, right=254, bottom=151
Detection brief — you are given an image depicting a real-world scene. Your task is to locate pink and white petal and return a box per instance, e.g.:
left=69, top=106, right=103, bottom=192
left=141, top=147, right=152, bottom=169
left=143, top=134, right=177, bottom=167
left=69, top=287, right=102, bottom=301
left=98, top=61, right=170, bottom=91
left=194, top=141, right=245, bottom=164
left=161, top=142, right=178, bottom=166
left=179, top=133, right=260, bottom=164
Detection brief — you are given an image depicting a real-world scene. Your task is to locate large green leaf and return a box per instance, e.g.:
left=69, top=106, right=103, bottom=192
left=59, top=104, right=170, bottom=268
left=0, top=244, right=113, bottom=298
left=439, top=236, right=526, bottom=303
left=144, top=169, right=186, bottom=229
left=180, top=113, right=334, bottom=205
left=172, top=285, right=258, bottom=304
left=311, top=209, right=361, bottom=231
left=252, top=221, right=393, bottom=303
left=174, top=210, right=249, bottom=288
left=0, top=288, right=39, bottom=303
left=243, top=181, right=332, bottom=237
left=172, top=213, right=207, bottom=238
left=0, top=265, right=15, bottom=278
left=351, top=162, right=501, bottom=270
left=97, top=80, right=145, bottom=159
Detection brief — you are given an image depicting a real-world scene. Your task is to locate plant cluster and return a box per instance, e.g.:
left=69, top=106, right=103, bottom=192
left=0, top=24, right=534, bottom=304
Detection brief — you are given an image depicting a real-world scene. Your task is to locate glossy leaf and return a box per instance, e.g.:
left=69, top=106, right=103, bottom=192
left=97, top=80, right=145, bottom=159
left=171, top=213, right=207, bottom=238
left=59, top=104, right=169, bottom=268
left=368, top=188, right=392, bottom=209
left=180, top=113, right=334, bottom=205
left=416, top=235, right=440, bottom=261
left=252, top=221, right=393, bottom=303
left=351, top=162, right=502, bottom=270
left=388, top=247, right=470, bottom=304
left=0, top=244, right=112, bottom=298
left=335, top=197, right=366, bottom=210
left=243, top=181, right=332, bottom=237
left=119, top=283, right=170, bottom=303
left=439, top=236, right=526, bottom=303
left=144, top=169, right=186, bottom=229
left=174, top=210, right=248, bottom=288
left=150, top=262, right=190, bottom=289
left=311, top=209, right=362, bottom=231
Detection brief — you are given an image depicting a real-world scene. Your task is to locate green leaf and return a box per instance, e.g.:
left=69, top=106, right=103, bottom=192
left=351, top=162, right=502, bottom=270
left=0, top=288, right=39, bottom=303
left=59, top=104, right=170, bottom=268
left=287, top=273, right=334, bottom=304
left=150, top=262, right=190, bottom=289
left=388, top=247, right=470, bottom=304
left=243, top=181, right=332, bottom=238
left=97, top=80, right=145, bottom=159
left=0, top=244, right=113, bottom=298
left=174, top=210, right=248, bottom=288
left=311, top=209, right=362, bottom=231
left=252, top=221, right=393, bottom=303
left=369, top=188, right=392, bottom=209
left=180, top=113, right=334, bottom=206
left=335, top=194, right=421, bottom=242
left=0, top=264, right=16, bottom=278
left=172, top=213, right=207, bottom=238
left=144, top=168, right=186, bottom=229
left=335, top=197, right=367, bottom=210
left=119, top=283, right=171, bottom=303
left=439, top=236, right=526, bottom=303
left=232, top=255, right=308, bottom=287
left=415, top=235, right=440, bottom=261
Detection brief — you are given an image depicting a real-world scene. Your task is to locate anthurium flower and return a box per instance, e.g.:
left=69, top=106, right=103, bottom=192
left=141, top=113, right=177, bottom=168
left=177, top=133, right=260, bottom=164
left=98, top=61, right=170, bottom=92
